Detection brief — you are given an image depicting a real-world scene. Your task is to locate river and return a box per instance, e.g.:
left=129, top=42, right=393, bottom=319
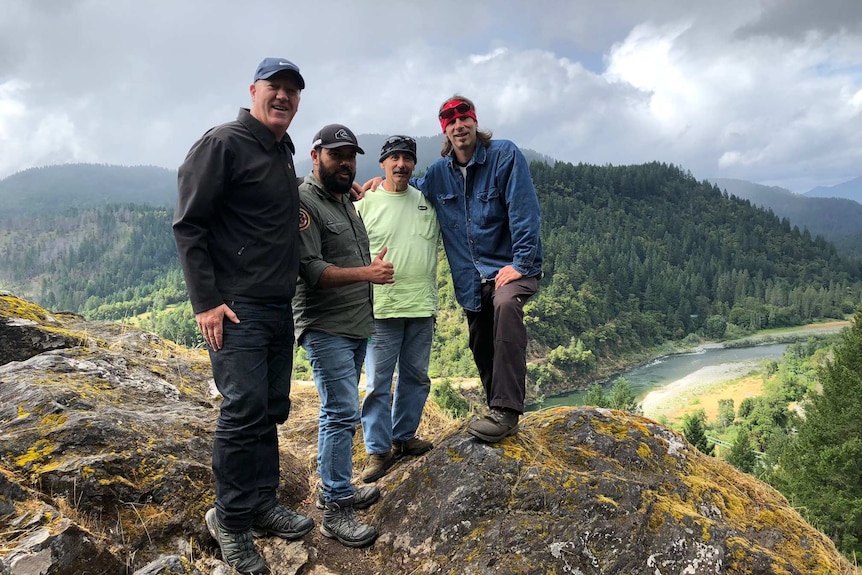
left=530, top=342, right=790, bottom=411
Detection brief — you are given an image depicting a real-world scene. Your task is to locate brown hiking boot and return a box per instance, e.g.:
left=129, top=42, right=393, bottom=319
left=360, top=450, right=394, bottom=483
left=467, top=408, right=520, bottom=443
left=393, top=437, right=433, bottom=458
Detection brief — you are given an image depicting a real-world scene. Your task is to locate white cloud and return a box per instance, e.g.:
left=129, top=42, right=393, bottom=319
left=0, top=0, right=861, bottom=193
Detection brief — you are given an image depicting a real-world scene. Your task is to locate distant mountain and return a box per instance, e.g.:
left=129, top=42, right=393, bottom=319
left=294, top=134, right=555, bottom=183
left=0, top=164, right=176, bottom=217
left=806, top=176, right=862, bottom=203
left=711, top=178, right=862, bottom=256
left=3, top=138, right=554, bottom=219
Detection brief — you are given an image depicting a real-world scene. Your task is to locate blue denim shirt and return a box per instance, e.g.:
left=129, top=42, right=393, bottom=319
left=414, top=139, right=543, bottom=312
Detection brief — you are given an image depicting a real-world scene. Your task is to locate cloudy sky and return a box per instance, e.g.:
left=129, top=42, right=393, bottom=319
left=2, top=0, right=861, bottom=193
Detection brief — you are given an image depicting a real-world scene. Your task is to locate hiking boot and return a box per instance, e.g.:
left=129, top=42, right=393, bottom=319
left=320, top=496, right=378, bottom=548
left=204, top=508, right=270, bottom=575
left=250, top=504, right=314, bottom=540
left=467, top=407, right=520, bottom=443
left=316, top=485, right=380, bottom=510
left=393, top=437, right=433, bottom=458
left=360, top=450, right=394, bottom=483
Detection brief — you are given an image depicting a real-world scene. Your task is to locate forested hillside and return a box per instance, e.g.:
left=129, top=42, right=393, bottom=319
left=0, top=204, right=185, bottom=318
left=0, top=164, right=176, bottom=215
left=712, top=177, right=862, bottom=257
left=524, top=162, right=862, bottom=392
left=2, top=161, right=861, bottom=395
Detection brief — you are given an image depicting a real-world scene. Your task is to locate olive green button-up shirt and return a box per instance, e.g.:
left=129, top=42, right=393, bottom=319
left=293, top=173, right=373, bottom=342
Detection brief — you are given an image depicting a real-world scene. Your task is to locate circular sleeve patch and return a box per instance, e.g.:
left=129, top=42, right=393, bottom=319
left=299, top=207, right=310, bottom=232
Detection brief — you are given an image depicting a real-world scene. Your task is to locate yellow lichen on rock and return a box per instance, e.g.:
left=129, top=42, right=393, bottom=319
left=13, top=439, right=56, bottom=468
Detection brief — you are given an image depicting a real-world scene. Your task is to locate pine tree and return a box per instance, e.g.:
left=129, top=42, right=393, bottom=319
left=726, top=430, right=757, bottom=473
left=608, top=377, right=641, bottom=414
left=582, top=382, right=607, bottom=408
left=716, top=398, right=735, bottom=430
left=682, top=410, right=714, bottom=456
left=768, top=310, right=862, bottom=557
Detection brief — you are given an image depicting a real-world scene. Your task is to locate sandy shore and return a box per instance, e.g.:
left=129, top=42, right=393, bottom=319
left=640, top=359, right=764, bottom=418
left=641, top=321, right=851, bottom=419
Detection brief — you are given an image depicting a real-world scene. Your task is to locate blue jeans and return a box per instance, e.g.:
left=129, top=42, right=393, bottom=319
left=361, top=317, right=433, bottom=454
left=301, top=330, right=366, bottom=503
left=208, top=302, right=293, bottom=532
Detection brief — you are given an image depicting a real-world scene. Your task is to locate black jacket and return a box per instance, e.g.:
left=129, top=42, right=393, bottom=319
left=173, top=108, right=300, bottom=313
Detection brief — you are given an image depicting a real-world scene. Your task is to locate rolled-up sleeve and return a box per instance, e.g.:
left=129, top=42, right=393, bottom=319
left=297, top=202, right=333, bottom=287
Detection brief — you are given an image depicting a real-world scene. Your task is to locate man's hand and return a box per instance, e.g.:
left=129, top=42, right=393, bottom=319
left=362, top=177, right=384, bottom=193
left=495, top=265, right=523, bottom=289
left=349, top=181, right=363, bottom=201
left=367, top=246, right=395, bottom=284
left=196, top=303, right=240, bottom=351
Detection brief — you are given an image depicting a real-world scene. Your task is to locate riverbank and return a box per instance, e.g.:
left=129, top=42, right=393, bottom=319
left=640, top=320, right=850, bottom=424
left=640, top=361, right=764, bottom=422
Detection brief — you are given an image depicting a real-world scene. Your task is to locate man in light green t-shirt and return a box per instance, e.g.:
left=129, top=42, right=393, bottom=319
left=355, top=135, right=441, bottom=483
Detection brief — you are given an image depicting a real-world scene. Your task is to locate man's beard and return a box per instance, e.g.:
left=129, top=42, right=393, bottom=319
left=320, top=162, right=355, bottom=195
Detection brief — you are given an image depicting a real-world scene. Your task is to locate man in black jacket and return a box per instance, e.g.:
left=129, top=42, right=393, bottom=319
left=173, top=57, right=312, bottom=575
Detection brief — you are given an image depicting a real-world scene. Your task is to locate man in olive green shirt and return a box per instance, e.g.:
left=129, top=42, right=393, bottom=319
left=355, top=135, right=440, bottom=483
left=294, top=124, right=393, bottom=548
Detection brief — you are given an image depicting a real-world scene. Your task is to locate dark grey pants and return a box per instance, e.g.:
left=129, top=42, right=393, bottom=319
left=464, top=276, right=538, bottom=414
left=208, top=302, right=294, bottom=532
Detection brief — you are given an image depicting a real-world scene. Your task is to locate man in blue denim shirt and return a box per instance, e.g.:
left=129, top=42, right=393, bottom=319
left=414, top=94, right=543, bottom=442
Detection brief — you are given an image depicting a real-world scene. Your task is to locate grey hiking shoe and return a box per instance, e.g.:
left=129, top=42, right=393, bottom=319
left=250, top=504, right=314, bottom=540
left=467, top=407, right=520, bottom=443
left=360, top=450, right=394, bottom=483
left=204, top=508, right=270, bottom=575
left=393, top=436, right=433, bottom=458
left=316, top=485, right=380, bottom=510
left=320, top=495, right=378, bottom=548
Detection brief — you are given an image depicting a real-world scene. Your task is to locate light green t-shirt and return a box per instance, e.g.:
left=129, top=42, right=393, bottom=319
left=355, top=184, right=441, bottom=319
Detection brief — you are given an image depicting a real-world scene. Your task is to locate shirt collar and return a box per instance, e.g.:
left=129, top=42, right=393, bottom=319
left=237, top=108, right=296, bottom=154
left=447, top=142, right=487, bottom=168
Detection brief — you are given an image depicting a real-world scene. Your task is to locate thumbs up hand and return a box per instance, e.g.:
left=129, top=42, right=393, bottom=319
left=368, top=246, right=395, bottom=284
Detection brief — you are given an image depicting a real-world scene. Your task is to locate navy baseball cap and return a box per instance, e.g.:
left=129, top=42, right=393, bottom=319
left=253, top=57, right=305, bottom=89
left=311, top=124, right=365, bottom=154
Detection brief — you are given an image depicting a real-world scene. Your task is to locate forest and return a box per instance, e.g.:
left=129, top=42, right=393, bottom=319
left=2, top=161, right=861, bottom=381
left=1, top=159, right=860, bottom=558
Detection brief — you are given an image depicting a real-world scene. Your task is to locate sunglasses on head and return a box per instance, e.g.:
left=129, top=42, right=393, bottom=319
left=438, top=102, right=472, bottom=121
left=382, top=135, right=416, bottom=155
left=384, top=135, right=416, bottom=148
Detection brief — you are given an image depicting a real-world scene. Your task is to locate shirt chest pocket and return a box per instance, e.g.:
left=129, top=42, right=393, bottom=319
left=476, top=186, right=505, bottom=226
left=411, top=210, right=439, bottom=241
left=437, top=193, right=460, bottom=229
left=323, top=220, right=354, bottom=259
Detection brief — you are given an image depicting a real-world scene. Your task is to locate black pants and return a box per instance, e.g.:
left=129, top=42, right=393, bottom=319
left=464, top=276, right=538, bottom=414
left=208, top=302, right=294, bottom=532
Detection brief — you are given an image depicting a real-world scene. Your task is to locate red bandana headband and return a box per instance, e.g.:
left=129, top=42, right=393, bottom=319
left=439, top=100, right=477, bottom=132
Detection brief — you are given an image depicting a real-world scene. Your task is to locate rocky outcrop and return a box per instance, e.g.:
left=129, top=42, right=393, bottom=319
left=0, top=294, right=857, bottom=575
